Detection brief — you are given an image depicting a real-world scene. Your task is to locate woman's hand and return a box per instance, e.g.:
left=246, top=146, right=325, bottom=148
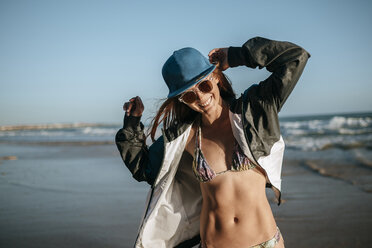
left=123, top=96, right=144, bottom=117
left=208, top=48, right=229, bottom=71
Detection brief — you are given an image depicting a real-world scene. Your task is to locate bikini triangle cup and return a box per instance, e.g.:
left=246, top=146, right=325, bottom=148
left=192, top=123, right=256, bottom=182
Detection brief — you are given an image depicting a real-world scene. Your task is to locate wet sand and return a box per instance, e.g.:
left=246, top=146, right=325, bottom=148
left=0, top=143, right=371, bottom=247
left=272, top=159, right=372, bottom=247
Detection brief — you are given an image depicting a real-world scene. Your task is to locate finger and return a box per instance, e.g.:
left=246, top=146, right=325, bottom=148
left=135, top=96, right=143, bottom=108
left=123, top=102, right=129, bottom=111
left=138, top=102, right=144, bottom=113
left=124, top=101, right=133, bottom=111
left=210, top=51, right=222, bottom=65
left=134, top=98, right=145, bottom=116
left=209, top=54, right=218, bottom=64
left=126, top=102, right=133, bottom=115
left=208, top=50, right=216, bottom=62
left=127, top=97, right=137, bottom=108
left=208, top=48, right=218, bottom=57
left=133, top=96, right=142, bottom=108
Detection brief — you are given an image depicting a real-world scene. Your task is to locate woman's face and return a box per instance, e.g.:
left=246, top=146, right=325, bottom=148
left=179, top=74, right=222, bottom=115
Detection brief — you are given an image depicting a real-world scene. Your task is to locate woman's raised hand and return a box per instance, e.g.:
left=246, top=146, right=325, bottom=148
left=123, top=96, right=144, bottom=117
left=208, top=48, right=229, bottom=71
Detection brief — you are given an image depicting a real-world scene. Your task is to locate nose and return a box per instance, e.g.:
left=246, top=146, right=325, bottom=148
left=194, top=90, right=205, bottom=101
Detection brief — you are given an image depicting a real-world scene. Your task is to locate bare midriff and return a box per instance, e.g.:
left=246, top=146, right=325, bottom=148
left=199, top=168, right=277, bottom=248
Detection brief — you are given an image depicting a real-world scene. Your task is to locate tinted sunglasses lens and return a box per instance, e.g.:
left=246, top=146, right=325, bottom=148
left=198, top=80, right=213, bottom=93
left=181, top=91, right=197, bottom=103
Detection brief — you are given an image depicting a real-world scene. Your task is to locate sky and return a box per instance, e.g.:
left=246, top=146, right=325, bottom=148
left=0, top=0, right=371, bottom=126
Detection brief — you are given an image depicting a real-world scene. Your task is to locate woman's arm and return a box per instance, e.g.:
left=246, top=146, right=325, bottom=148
left=115, top=97, right=163, bottom=185
left=209, top=37, right=310, bottom=111
left=229, top=37, right=310, bottom=111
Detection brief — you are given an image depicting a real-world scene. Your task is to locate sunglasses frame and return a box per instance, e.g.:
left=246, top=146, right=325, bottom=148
left=178, top=80, right=214, bottom=104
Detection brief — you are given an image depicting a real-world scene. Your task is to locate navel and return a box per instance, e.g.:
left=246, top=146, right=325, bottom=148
left=233, top=217, right=239, bottom=223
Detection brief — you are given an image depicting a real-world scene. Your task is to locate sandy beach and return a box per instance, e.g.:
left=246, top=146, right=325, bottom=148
left=0, top=141, right=371, bottom=248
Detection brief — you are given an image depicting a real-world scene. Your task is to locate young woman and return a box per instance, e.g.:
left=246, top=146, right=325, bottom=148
left=116, top=37, right=310, bottom=248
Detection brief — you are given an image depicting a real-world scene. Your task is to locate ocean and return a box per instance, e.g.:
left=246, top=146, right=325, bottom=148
left=1, top=112, right=371, bottom=149
left=280, top=112, right=372, bottom=193
left=280, top=112, right=372, bottom=152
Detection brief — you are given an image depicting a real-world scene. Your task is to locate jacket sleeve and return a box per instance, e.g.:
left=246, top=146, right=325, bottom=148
left=228, top=37, right=310, bottom=111
left=115, top=115, right=163, bottom=186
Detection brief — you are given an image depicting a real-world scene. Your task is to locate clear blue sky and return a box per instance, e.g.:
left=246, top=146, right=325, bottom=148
left=1, top=0, right=371, bottom=126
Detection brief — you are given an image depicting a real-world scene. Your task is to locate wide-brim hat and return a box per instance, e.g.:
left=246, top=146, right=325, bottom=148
left=162, top=47, right=216, bottom=98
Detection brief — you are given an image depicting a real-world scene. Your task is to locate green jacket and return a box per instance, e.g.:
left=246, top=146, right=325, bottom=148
left=116, top=37, right=310, bottom=248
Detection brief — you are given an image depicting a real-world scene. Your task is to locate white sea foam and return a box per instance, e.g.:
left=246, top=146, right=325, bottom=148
left=39, top=131, right=75, bottom=137
left=281, top=119, right=328, bottom=133
left=353, top=149, right=372, bottom=167
left=285, top=129, right=308, bottom=136
left=328, top=116, right=372, bottom=129
left=285, top=133, right=372, bottom=151
left=0, top=131, right=16, bottom=137
left=81, top=127, right=117, bottom=135
left=339, top=128, right=372, bottom=135
left=281, top=121, right=304, bottom=129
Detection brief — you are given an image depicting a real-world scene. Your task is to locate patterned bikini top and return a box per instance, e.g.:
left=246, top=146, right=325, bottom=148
left=192, top=125, right=256, bottom=183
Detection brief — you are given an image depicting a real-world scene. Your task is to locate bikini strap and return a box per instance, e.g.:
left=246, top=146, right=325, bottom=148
left=198, top=125, right=202, bottom=149
left=194, top=120, right=202, bottom=159
left=194, top=118, right=203, bottom=149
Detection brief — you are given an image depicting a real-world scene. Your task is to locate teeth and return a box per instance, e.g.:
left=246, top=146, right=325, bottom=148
left=200, top=97, right=212, bottom=107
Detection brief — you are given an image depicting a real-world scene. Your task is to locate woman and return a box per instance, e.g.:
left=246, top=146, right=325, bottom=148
left=116, top=37, right=310, bottom=248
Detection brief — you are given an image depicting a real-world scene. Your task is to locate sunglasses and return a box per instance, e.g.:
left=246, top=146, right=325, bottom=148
left=178, top=80, right=213, bottom=104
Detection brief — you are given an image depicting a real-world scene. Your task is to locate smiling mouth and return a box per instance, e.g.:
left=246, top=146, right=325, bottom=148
left=199, top=96, right=212, bottom=107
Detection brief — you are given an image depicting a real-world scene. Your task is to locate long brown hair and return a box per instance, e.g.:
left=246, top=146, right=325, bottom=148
left=149, top=68, right=235, bottom=142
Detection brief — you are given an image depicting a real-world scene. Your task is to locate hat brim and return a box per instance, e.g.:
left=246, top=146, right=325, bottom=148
left=167, top=65, right=216, bottom=98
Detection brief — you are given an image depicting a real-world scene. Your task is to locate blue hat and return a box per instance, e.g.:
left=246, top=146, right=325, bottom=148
left=162, top=47, right=216, bottom=98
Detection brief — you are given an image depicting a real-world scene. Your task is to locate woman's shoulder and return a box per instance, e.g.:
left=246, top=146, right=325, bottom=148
left=184, top=122, right=197, bottom=156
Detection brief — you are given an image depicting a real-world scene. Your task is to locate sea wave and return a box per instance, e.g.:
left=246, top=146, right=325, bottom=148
left=328, top=116, right=372, bottom=128
left=281, top=116, right=372, bottom=134
left=285, top=134, right=372, bottom=151
left=303, top=153, right=372, bottom=193
left=280, top=113, right=372, bottom=151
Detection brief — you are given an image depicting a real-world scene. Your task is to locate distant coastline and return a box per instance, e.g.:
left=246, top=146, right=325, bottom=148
left=0, top=123, right=109, bottom=131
